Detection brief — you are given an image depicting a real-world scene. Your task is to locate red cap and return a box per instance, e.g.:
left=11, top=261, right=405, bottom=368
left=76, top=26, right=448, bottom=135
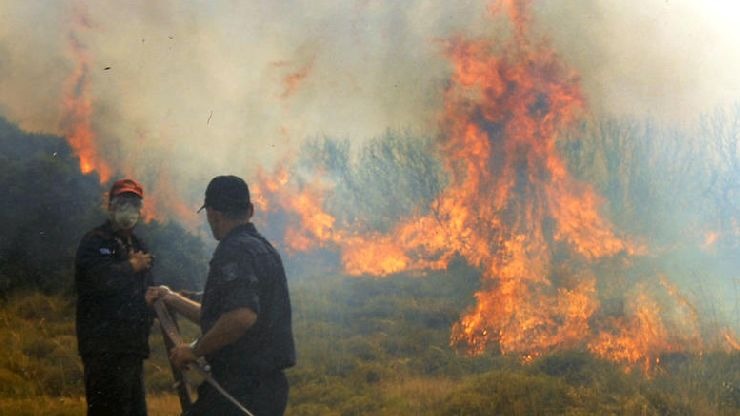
left=109, top=178, right=144, bottom=200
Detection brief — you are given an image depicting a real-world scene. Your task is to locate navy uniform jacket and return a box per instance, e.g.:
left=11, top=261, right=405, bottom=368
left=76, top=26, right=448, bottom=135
left=200, top=223, right=295, bottom=380
left=74, top=221, right=153, bottom=359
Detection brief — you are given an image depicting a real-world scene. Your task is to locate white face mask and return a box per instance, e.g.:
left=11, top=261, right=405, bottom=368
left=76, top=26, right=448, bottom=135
left=112, top=206, right=140, bottom=230
left=110, top=196, right=142, bottom=230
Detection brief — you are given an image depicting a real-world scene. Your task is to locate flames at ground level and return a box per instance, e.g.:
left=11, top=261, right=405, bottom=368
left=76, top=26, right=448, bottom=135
left=247, top=1, right=737, bottom=371
left=58, top=0, right=738, bottom=371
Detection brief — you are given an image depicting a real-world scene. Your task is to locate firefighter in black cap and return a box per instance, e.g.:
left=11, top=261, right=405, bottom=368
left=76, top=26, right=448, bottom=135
left=75, top=178, right=154, bottom=416
left=147, top=175, right=296, bottom=416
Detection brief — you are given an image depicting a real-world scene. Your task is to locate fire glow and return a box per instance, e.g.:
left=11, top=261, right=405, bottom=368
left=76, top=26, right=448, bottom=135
left=57, top=6, right=200, bottom=227
left=59, top=8, right=111, bottom=184
left=252, top=0, right=729, bottom=370
left=53, top=0, right=736, bottom=369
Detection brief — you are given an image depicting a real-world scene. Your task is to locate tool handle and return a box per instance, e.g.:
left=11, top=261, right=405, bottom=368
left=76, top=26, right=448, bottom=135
left=153, top=299, right=192, bottom=413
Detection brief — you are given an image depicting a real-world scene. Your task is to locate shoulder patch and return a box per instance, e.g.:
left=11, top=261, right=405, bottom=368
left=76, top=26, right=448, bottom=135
left=221, top=262, right=240, bottom=282
left=99, top=247, right=113, bottom=256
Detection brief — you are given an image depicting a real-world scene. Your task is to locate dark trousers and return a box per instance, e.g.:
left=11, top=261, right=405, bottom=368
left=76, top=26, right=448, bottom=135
left=185, top=371, right=289, bottom=416
left=82, top=354, right=147, bottom=416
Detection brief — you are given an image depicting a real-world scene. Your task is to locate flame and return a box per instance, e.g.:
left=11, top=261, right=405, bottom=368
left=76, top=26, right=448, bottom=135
left=250, top=0, right=729, bottom=369
left=59, top=7, right=112, bottom=183
left=722, top=331, right=740, bottom=351
left=139, top=172, right=199, bottom=228
left=587, top=277, right=704, bottom=372
left=57, top=14, right=198, bottom=228
left=703, top=231, right=720, bottom=249
left=252, top=166, right=337, bottom=252
left=588, top=291, right=672, bottom=373
left=274, top=58, right=316, bottom=99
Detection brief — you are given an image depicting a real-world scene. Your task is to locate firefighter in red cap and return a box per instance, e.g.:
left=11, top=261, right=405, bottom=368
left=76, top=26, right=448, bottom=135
left=74, top=178, right=154, bottom=416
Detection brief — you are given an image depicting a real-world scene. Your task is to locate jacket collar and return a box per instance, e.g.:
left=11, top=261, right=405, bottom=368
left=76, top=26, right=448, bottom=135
left=221, top=222, right=258, bottom=242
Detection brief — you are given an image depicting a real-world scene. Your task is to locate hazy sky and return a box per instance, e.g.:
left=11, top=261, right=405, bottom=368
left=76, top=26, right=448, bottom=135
left=1, top=0, right=739, bottom=204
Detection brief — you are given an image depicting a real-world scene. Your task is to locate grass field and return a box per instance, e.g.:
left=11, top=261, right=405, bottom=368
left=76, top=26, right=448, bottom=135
left=0, top=275, right=738, bottom=416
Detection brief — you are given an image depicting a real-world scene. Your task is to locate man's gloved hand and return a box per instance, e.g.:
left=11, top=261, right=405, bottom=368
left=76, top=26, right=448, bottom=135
left=129, top=250, right=153, bottom=272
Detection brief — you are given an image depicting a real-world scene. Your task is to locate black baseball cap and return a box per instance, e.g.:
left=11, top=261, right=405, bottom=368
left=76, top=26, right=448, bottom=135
left=198, top=175, right=251, bottom=213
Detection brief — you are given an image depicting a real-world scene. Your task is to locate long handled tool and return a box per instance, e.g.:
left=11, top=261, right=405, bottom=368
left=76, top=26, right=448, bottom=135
left=153, top=299, right=255, bottom=416
left=154, top=300, right=192, bottom=414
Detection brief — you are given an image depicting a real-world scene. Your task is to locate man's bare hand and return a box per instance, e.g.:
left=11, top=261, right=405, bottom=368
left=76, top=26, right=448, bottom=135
left=170, top=343, right=198, bottom=369
left=145, top=285, right=173, bottom=306
left=129, top=251, right=153, bottom=273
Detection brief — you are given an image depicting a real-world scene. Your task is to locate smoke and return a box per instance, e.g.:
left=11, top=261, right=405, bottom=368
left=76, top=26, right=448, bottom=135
left=0, top=0, right=737, bottom=362
left=534, top=0, right=740, bottom=123
left=0, top=0, right=735, bottom=229
left=0, top=2, right=68, bottom=131
left=0, top=1, right=486, bottom=211
left=1, top=1, right=738, bottom=212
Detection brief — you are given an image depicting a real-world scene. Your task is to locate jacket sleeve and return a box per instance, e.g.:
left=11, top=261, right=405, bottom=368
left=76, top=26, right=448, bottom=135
left=211, top=242, right=261, bottom=316
left=75, top=233, right=140, bottom=295
left=138, top=241, right=155, bottom=288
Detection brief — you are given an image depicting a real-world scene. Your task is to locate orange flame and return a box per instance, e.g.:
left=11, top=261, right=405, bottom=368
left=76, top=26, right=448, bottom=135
left=58, top=16, right=198, bottom=228
left=274, top=58, right=316, bottom=99
left=250, top=0, right=731, bottom=369
left=702, top=231, right=720, bottom=250
left=139, top=172, right=199, bottom=228
left=587, top=277, right=703, bottom=372
left=722, top=331, right=740, bottom=351
left=59, top=9, right=112, bottom=183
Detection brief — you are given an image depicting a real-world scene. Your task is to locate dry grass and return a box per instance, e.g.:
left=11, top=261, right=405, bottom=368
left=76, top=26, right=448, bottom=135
left=1, top=292, right=737, bottom=415
left=0, top=396, right=85, bottom=416
left=0, top=294, right=194, bottom=416
left=0, top=395, right=181, bottom=416
left=147, top=394, right=183, bottom=415
left=380, top=376, right=459, bottom=413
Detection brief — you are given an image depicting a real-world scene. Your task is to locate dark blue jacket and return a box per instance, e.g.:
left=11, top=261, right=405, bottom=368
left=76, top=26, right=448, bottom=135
left=74, top=221, right=153, bottom=358
left=200, top=223, right=296, bottom=379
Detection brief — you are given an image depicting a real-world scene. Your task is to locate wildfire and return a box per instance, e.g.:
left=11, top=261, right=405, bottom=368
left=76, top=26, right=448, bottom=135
left=251, top=0, right=723, bottom=370
left=56, top=6, right=201, bottom=227
left=59, top=7, right=112, bottom=183
left=587, top=277, right=704, bottom=372
left=139, top=172, right=199, bottom=228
